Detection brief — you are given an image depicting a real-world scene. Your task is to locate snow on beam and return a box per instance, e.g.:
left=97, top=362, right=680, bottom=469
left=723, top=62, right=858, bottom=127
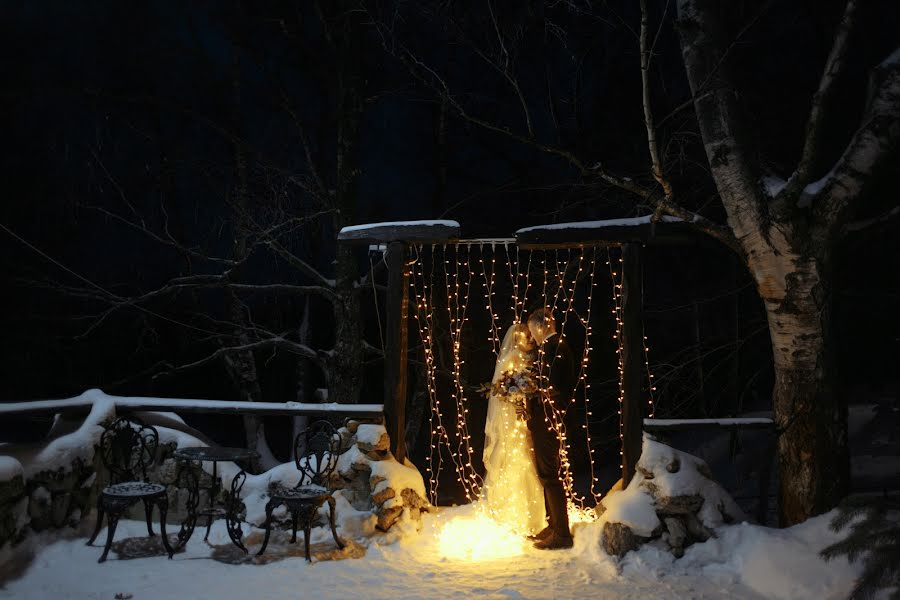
left=643, top=417, right=774, bottom=431
left=0, top=391, right=384, bottom=419
left=338, top=220, right=461, bottom=245
left=515, top=215, right=697, bottom=248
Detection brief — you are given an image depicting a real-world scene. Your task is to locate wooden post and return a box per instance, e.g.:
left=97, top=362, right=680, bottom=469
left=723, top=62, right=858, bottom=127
left=384, top=242, right=409, bottom=463
left=621, top=243, right=644, bottom=486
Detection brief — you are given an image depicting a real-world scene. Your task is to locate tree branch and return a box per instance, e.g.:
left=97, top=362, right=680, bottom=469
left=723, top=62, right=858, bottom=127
left=640, top=0, right=675, bottom=201
left=841, top=205, right=900, bottom=237
left=777, top=0, right=860, bottom=202
left=675, top=0, right=768, bottom=244
left=156, top=336, right=321, bottom=378
left=83, top=204, right=238, bottom=267
left=813, top=47, right=900, bottom=235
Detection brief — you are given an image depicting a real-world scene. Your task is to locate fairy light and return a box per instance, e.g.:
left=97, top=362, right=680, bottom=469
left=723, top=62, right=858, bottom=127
left=530, top=249, right=581, bottom=516
left=569, top=248, right=601, bottom=505
left=457, top=244, right=481, bottom=496
left=518, top=247, right=533, bottom=322
left=408, top=242, right=632, bottom=533
left=443, top=244, right=479, bottom=500
left=505, top=244, right=519, bottom=321
left=606, top=247, right=626, bottom=472
left=643, top=328, right=656, bottom=418
left=479, top=243, right=502, bottom=357
left=410, top=245, right=443, bottom=503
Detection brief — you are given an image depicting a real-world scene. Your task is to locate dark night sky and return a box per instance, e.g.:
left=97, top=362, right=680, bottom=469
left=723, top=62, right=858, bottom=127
left=1, top=1, right=898, bottom=467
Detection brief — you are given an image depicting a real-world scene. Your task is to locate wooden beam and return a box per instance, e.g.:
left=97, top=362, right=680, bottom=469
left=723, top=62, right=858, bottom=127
left=338, top=220, right=460, bottom=245
left=383, top=242, right=409, bottom=462
left=515, top=216, right=697, bottom=249
left=0, top=396, right=384, bottom=419
left=621, top=243, right=644, bottom=486
left=643, top=417, right=774, bottom=432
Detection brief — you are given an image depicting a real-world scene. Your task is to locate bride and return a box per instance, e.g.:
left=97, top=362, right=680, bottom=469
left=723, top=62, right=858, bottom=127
left=481, top=323, right=546, bottom=534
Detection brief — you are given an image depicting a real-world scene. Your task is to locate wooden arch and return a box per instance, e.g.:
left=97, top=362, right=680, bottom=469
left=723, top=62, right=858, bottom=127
left=338, top=217, right=696, bottom=486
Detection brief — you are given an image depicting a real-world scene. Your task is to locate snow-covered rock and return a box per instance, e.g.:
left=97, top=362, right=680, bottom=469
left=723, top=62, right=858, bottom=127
left=0, top=457, right=28, bottom=547
left=331, top=424, right=429, bottom=532
left=599, top=434, right=745, bottom=558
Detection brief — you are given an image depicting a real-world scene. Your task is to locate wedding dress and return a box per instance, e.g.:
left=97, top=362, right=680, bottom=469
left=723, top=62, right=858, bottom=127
left=481, top=323, right=546, bottom=534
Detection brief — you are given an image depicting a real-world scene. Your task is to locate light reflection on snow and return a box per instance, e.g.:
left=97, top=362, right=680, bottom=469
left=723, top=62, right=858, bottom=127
left=435, top=501, right=596, bottom=561
left=436, top=507, right=526, bottom=561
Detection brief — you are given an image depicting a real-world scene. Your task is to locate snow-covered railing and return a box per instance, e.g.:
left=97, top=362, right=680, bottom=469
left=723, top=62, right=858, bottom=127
left=338, top=219, right=461, bottom=245
left=0, top=390, right=383, bottom=420
left=515, top=215, right=697, bottom=248
left=643, top=417, right=774, bottom=432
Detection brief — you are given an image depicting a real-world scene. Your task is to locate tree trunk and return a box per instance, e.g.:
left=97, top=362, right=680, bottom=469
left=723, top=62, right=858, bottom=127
left=328, top=249, right=363, bottom=404
left=323, top=0, right=364, bottom=405
left=676, top=0, right=851, bottom=524
left=224, top=38, right=276, bottom=470
left=293, top=296, right=312, bottom=451
left=750, top=240, right=849, bottom=525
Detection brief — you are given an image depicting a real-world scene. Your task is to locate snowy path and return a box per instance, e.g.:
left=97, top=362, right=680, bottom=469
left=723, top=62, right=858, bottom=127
left=1, top=505, right=857, bottom=600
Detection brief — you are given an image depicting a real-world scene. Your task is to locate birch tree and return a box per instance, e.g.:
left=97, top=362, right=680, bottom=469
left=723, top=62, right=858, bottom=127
left=675, top=0, right=900, bottom=523
left=385, top=0, right=900, bottom=523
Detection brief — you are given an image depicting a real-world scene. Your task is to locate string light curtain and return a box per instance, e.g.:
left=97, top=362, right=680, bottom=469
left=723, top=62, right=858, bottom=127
left=409, top=242, right=655, bottom=512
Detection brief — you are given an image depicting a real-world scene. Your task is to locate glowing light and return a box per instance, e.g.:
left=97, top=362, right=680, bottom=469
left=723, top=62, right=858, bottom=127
left=567, top=502, right=598, bottom=525
left=407, top=242, right=657, bottom=522
left=436, top=508, right=526, bottom=561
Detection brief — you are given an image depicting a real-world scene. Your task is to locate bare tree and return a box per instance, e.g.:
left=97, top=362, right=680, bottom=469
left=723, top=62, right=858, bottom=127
left=26, top=1, right=378, bottom=467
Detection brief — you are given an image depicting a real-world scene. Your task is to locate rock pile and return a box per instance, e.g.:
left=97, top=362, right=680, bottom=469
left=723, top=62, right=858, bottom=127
left=599, top=434, right=745, bottom=559
left=0, top=457, right=29, bottom=547
left=332, top=422, right=430, bottom=531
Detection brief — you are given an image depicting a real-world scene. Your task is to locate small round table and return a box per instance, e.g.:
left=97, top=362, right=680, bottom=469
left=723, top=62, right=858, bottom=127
left=172, top=446, right=259, bottom=553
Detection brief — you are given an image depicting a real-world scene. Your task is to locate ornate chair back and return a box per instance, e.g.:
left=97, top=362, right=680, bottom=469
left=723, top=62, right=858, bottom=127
left=98, top=417, right=160, bottom=484
left=293, top=420, right=341, bottom=488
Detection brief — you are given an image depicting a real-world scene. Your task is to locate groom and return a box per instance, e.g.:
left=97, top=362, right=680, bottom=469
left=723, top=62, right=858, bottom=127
left=525, top=308, right=575, bottom=550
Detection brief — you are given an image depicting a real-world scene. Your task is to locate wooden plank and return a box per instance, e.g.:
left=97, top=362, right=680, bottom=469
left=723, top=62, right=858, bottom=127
left=338, top=220, right=460, bottom=245
left=383, top=242, right=409, bottom=462
left=643, top=417, right=774, bottom=431
left=621, top=243, right=644, bottom=487
left=516, top=217, right=697, bottom=249
left=0, top=396, right=384, bottom=419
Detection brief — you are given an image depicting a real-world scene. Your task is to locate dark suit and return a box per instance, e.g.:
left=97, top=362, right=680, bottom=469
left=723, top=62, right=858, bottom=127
left=526, top=334, right=575, bottom=537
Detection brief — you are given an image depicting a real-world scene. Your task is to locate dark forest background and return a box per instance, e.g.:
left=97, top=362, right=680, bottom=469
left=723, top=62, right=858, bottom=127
left=1, top=1, right=898, bottom=506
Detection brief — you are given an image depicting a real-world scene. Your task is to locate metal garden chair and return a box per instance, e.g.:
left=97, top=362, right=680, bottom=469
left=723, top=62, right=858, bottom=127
left=257, top=420, right=345, bottom=561
left=87, top=416, right=173, bottom=562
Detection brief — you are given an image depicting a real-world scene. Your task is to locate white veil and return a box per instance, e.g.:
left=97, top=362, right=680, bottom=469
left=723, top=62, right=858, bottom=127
left=481, top=323, right=546, bottom=534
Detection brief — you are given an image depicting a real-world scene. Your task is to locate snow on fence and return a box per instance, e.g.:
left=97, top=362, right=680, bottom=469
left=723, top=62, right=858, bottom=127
left=0, top=389, right=384, bottom=420
left=643, top=417, right=774, bottom=432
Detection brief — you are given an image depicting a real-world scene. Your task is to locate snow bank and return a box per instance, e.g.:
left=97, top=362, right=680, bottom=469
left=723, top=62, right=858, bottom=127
left=4, top=504, right=865, bottom=600
left=20, top=393, right=115, bottom=479
left=676, top=512, right=860, bottom=600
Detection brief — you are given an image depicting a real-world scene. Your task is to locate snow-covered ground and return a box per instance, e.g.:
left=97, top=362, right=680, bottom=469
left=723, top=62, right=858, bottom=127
left=1, top=504, right=860, bottom=600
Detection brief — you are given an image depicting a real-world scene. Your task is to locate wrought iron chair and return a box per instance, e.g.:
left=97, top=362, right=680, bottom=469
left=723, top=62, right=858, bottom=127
left=257, top=420, right=345, bottom=561
left=87, top=416, right=173, bottom=562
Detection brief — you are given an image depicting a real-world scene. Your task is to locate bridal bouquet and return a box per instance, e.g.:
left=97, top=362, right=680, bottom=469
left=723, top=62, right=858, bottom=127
left=481, top=368, right=538, bottom=416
